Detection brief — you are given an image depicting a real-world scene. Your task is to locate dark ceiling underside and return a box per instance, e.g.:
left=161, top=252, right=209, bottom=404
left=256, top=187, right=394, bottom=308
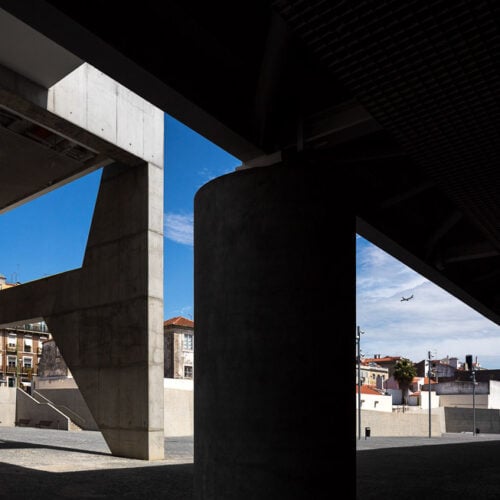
left=1, top=0, right=500, bottom=323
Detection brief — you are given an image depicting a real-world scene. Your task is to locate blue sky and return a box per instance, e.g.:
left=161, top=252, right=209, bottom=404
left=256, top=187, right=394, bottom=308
left=0, top=114, right=239, bottom=321
left=357, top=235, right=500, bottom=369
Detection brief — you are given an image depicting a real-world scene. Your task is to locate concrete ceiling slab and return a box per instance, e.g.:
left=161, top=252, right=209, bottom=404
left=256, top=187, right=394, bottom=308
left=0, top=7, right=82, bottom=88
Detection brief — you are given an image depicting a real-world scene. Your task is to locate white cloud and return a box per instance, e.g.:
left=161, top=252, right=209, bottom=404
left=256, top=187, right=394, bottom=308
left=164, top=212, right=193, bottom=246
left=356, top=236, right=500, bottom=367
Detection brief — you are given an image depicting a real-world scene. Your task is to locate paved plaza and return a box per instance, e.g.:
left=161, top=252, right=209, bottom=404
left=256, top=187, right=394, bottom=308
left=0, top=427, right=193, bottom=499
left=357, top=433, right=500, bottom=499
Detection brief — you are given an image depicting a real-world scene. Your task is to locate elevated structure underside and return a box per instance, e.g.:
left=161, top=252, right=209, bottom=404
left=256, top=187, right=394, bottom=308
left=0, top=0, right=499, bottom=326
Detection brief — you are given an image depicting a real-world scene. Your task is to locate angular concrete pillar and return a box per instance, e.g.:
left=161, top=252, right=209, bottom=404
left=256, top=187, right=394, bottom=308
left=0, top=62, right=165, bottom=461
left=45, top=161, right=164, bottom=460
left=194, top=162, right=354, bottom=498
left=0, top=160, right=164, bottom=460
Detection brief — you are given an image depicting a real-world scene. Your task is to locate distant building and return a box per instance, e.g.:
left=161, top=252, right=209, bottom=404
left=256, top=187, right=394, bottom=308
left=0, top=274, right=51, bottom=389
left=362, top=355, right=401, bottom=378
left=164, top=316, right=194, bottom=379
left=357, top=359, right=389, bottom=390
left=414, top=358, right=457, bottom=381
left=0, top=321, right=51, bottom=389
left=0, top=273, right=19, bottom=291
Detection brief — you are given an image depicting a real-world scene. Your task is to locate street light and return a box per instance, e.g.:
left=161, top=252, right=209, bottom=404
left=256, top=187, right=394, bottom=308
left=356, top=326, right=364, bottom=440
left=466, top=354, right=477, bottom=435
left=427, top=350, right=433, bottom=438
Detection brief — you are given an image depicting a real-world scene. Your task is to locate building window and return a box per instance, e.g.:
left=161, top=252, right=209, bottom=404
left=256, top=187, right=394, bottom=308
left=23, top=357, right=32, bottom=369
left=183, top=334, right=193, bottom=350
left=7, top=356, right=16, bottom=367
left=24, top=337, right=32, bottom=353
left=7, top=333, right=16, bottom=350
left=184, top=366, right=193, bottom=378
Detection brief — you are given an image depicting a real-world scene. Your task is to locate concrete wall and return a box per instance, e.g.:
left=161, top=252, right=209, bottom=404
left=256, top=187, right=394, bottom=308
left=356, top=392, right=392, bottom=412
left=439, top=394, right=489, bottom=409
left=164, top=378, right=193, bottom=436
left=33, top=389, right=98, bottom=431
left=437, top=381, right=489, bottom=395
left=33, top=376, right=77, bottom=390
left=488, top=381, right=500, bottom=409
left=15, top=388, right=70, bottom=430
left=356, top=408, right=443, bottom=437
left=30, top=378, right=193, bottom=436
left=444, top=407, right=500, bottom=433
left=419, top=390, right=440, bottom=409
left=0, top=386, right=16, bottom=426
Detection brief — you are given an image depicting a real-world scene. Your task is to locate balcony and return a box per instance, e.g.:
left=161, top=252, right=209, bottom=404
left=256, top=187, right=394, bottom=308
left=6, top=345, right=17, bottom=353
left=6, top=365, right=16, bottom=374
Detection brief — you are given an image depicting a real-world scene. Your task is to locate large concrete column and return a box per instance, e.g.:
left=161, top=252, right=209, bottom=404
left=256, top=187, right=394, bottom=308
left=45, top=161, right=164, bottom=460
left=0, top=160, right=164, bottom=460
left=194, top=162, right=354, bottom=499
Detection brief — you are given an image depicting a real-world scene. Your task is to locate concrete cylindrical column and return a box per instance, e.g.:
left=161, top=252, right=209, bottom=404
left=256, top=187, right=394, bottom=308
left=194, top=162, right=353, bottom=499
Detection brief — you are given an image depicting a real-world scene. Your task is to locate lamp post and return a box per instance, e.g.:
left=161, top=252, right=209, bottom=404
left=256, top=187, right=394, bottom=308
left=466, top=354, right=477, bottom=435
left=427, top=350, right=433, bottom=438
left=472, top=368, right=476, bottom=435
left=356, top=326, right=364, bottom=440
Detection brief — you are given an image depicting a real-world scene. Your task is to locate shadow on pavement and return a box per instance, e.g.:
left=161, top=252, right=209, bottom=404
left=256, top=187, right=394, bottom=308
left=0, top=461, right=193, bottom=499
left=0, top=439, right=111, bottom=457
left=357, top=440, right=500, bottom=499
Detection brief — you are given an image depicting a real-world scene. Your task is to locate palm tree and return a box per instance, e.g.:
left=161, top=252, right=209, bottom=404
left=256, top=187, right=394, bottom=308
left=393, top=358, right=416, bottom=406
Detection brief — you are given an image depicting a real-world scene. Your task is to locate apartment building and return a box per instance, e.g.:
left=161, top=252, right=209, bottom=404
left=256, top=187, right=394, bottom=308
left=0, top=274, right=51, bottom=388
left=164, top=316, right=194, bottom=379
left=357, top=359, right=389, bottom=390
left=0, top=322, right=50, bottom=389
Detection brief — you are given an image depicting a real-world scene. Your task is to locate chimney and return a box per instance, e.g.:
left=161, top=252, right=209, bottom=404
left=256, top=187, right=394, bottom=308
left=0, top=274, right=6, bottom=289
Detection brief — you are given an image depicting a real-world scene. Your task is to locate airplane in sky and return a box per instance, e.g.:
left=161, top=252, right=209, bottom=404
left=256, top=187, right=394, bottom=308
left=401, top=294, right=414, bottom=302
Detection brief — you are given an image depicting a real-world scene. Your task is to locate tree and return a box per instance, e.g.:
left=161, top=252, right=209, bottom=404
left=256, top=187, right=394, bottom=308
left=393, top=358, right=416, bottom=406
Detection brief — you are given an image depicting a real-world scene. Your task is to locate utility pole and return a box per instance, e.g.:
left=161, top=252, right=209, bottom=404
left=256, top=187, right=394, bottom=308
left=428, top=350, right=433, bottom=438
left=356, top=326, right=364, bottom=440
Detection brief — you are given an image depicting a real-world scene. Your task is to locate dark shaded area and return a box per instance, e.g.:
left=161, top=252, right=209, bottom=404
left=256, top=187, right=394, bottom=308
left=357, top=441, right=500, bottom=499
left=0, top=462, right=193, bottom=499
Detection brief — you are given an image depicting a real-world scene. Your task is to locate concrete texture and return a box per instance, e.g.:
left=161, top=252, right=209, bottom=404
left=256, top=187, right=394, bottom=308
left=16, top=388, right=71, bottom=430
left=194, top=163, right=337, bottom=499
left=0, top=61, right=165, bottom=459
left=48, top=63, right=164, bottom=165
left=32, top=389, right=98, bottom=431
left=357, top=433, right=500, bottom=499
left=164, top=378, right=193, bottom=437
left=0, top=386, right=15, bottom=426
left=0, top=427, right=193, bottom=499
left=356, top=408, right=444, bottom=437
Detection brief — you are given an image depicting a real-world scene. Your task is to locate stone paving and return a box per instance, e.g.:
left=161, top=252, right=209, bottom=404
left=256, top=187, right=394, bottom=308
left=357, top=433, right=500, bottom=499
left=0, top=427, right=193, bottom=499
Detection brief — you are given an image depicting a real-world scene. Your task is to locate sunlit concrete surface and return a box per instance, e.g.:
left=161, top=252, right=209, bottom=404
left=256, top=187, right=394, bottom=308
left=0, top=427, right=193, bottom=499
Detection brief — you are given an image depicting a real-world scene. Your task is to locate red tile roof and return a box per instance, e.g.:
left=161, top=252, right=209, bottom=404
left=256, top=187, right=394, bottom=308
left=356, top=385, right=384, bottom=395
left=164, top=316, right=194, bottom=328
left=412, top=376, right=436, bottom=384
left=363, top=356, right=402, bottom=363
